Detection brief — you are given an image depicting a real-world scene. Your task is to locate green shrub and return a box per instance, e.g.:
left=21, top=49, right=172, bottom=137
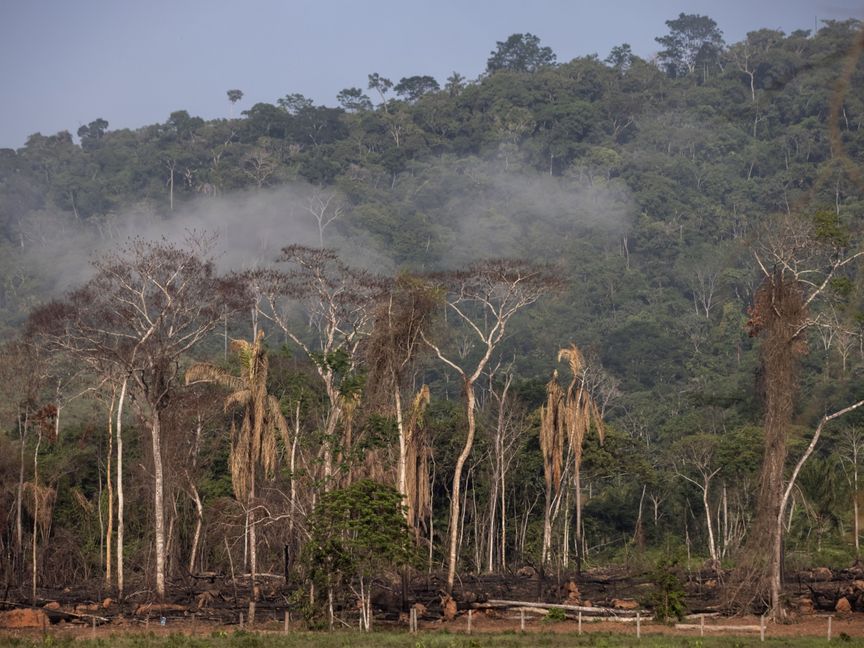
left=649, top=555, right=686, bottom=622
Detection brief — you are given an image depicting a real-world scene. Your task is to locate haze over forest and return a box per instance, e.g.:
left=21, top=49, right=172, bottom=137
left=1, top=9, right=864, bottom=626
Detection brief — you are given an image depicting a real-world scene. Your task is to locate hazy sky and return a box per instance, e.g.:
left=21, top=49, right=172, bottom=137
left=0, top=0, right=860, bottom=149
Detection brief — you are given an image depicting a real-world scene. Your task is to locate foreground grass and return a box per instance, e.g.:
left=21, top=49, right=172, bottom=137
left=2, top=630, right=864, bottom=648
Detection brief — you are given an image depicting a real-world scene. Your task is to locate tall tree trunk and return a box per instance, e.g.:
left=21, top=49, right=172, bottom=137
left=188, top=482, right=203, bottom=574
left=702, top=477, right=717, bottom=563
left=447, top=382, right=476, bottom=592
left=542, top=484, right=553, bottom=565
left=151, top=413, right=166, bottom=599
left=288, top=402, right=300, bottom=548
left=248, top=460, right=257, bottom=624
left=105, top=393, right=114, bottom=588
left=739, top=273, right=804, bottom=619
left=31, top=430, right=42, bottom=601
left=855, top=473, right=861, bottom=561
left=500, top=460, right=507, bottom=570
left=321, top=385, right=342, bottom=492
left=395, top=386, right=407, bottom=512
left=574, top=458, right=582, bottom=574
left=116, top=378, right=127, bottom=598
left=487, top=470, right=498, bottom=573
left=15, top=406, right=26, bottom=584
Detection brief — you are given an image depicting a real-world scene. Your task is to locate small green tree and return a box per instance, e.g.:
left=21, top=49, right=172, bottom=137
left=650, top=555, right=687, bottom=622
left=304, top=480, right=417, bottom=631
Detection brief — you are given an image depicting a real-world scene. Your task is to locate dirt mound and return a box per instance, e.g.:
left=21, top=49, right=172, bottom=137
left=0, top=608, right=49, bottom=629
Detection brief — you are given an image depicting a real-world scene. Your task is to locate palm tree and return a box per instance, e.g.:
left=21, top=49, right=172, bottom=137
left=540, top=345, right=605, bottom=569
left=557, top=345, right=605, bottom=574
left=185, top=330, right=288, bottom=623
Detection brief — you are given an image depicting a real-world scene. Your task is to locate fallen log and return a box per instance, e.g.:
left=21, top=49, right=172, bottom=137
left=675, top=623, right=759, bottom=632
left=501, top=607, right=643, bottom=623
left=683, top=612, right=721, bottom=620
left=474, top=599, right=647, bottom=617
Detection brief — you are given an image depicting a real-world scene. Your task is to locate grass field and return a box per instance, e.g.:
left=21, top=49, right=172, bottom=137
left=2, top=630, right=864, bottom=648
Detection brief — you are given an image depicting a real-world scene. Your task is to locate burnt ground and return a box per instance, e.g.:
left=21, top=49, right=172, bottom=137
left=3, top=565, right=864, bottom=637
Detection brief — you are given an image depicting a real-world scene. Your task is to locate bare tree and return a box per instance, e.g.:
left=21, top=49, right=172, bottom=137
left=365, top=276, right=437, bottom=519
left=254, top=246, right=385, bottom=490
left=673, top=434, right=721, bottom=565
left=28, top=236, right=236, bottom=599
left=305, top=187, right=344, bottom=248
left=484, top=365, right=521, bottom=572
left=421, top=260, right=559, bottom=592
left=839, top=428, right=864, bottom=561
left=0, top=340, right=47, bottom=589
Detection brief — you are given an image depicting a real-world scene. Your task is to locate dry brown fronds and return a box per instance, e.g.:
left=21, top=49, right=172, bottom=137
left=540, top=371, right=564, bottom=497
left=406, top=385, right=432, bottom=531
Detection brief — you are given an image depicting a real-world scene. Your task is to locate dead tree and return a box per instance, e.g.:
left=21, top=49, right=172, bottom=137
left=186, top=330, right=290, bottom=623
left=28, top=236, right=238, bottom=599
left=539, top=345, right=605, bottom=571
left=739, top=211, right=862, bottom=619
left=254, top=246, right=386, bottom=491
left=673, top=434, right=722, bottom=566
left=365, top=275, right=437, bottom=524
left=422, top=259, right=559, bottom=592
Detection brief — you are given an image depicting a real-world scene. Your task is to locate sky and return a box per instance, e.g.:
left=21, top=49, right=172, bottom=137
left=0, top=0, right=860, bottom=149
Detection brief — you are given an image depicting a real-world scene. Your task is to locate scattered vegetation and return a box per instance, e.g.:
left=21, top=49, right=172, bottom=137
left=1, top=13, right=864, bottom=627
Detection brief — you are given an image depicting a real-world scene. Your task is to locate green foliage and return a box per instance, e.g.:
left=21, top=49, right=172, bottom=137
left=543, top=607, right=567, bottom=622
left=655, top=13, right=725, bottom=78
left=3, top=15, right=864, bottom=594
left=303, top=480, right=417, bottom=589
left=649, top=551, right=687, bottom=622
left=813, top=209, right=851, bottom=248
left=486, top=33, right=556, bottom=74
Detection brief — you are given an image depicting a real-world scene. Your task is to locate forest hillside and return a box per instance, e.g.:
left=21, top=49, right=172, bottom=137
left=1, top=15, right=864, bottom=623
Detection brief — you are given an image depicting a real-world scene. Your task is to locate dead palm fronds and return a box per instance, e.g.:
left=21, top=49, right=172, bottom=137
left=558, top=345, right=605, bottom=466
left=405, top=385, right=432, bottom=531
left=186, top=330, right=289, bottom=502
left=540, top=371, right=564, bottom=499
left=540, top=345, right=606, bottom=567
left=185, top=329, right=288, bottom=620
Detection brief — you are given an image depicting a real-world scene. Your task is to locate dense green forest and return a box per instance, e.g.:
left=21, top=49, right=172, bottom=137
left=2, top=14, right=864, bottom=621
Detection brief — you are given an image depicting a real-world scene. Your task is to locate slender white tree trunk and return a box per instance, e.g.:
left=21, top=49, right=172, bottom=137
left=15, top=406, right=26, bottom=582
left=395, top=387, right=407, bottom=511
left=447, top=384, right=476, bottom=591
left=703, top=477, right=718, bottom=563
left=500, top=462, right=507, bottom=570
left=188, top=482, right=203, bottom=574
left=151, top=413, right=166, bottom=599
left=542, top=487, right=553, bottom=565
left=248, top=462, right=257, bottom=624
left=31, top=430, right=42, bottom=601
left=289, top=402, right=300, bottom=543
left=105, top=411, right=113, bottom=587
left=575, top=460, right=582, bottom=572
left=116, top=378, right=127, bottom=598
